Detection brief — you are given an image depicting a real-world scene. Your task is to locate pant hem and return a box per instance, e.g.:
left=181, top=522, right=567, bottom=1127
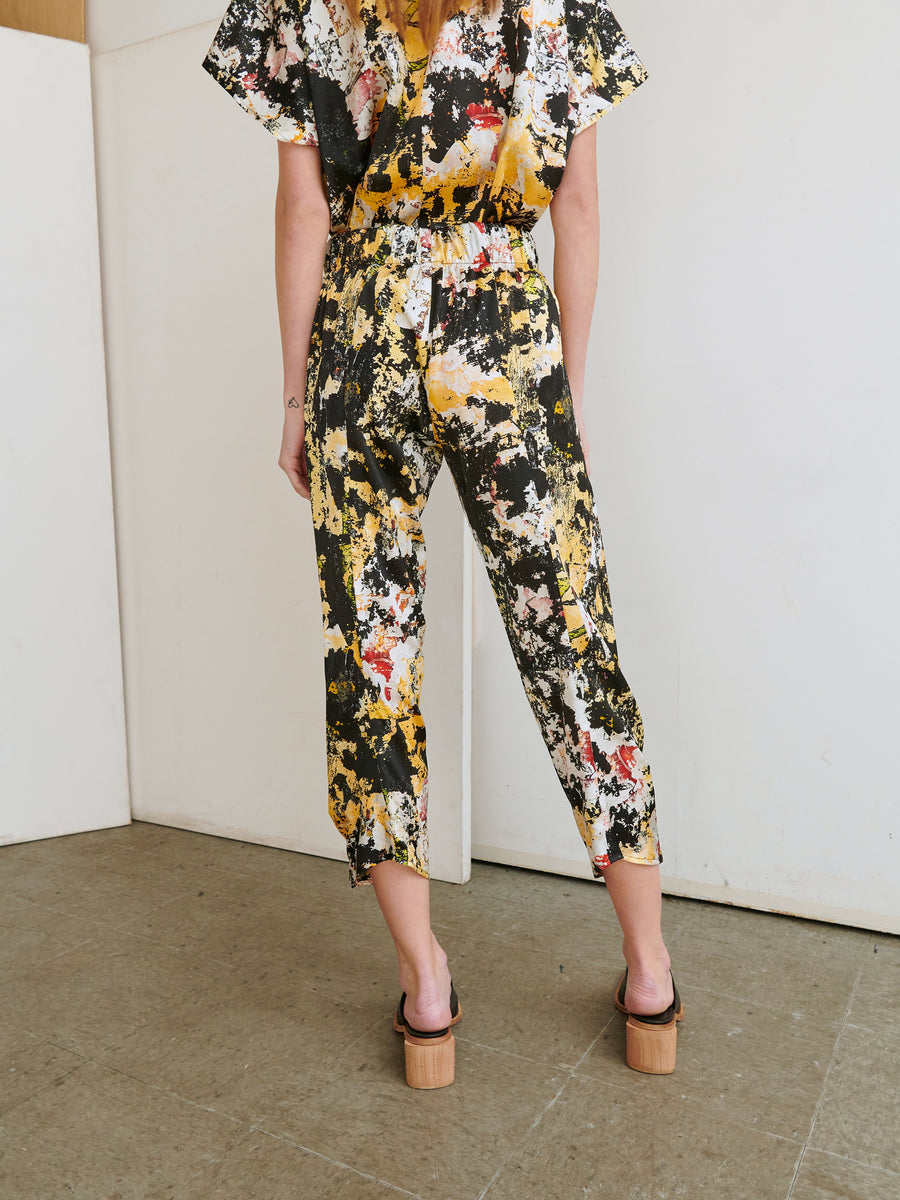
left=590, top=844, right=664, bottom=881
left=349, top=846, right=430, bottom=889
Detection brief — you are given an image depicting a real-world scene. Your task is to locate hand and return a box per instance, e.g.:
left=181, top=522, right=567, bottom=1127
left=278, top=396, right=310, bottom=500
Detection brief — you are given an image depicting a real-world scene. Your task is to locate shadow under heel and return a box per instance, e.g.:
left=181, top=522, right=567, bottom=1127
left=614, top=969, right=684, bottom=1075
left=393, top=981, right=462, bottom=1090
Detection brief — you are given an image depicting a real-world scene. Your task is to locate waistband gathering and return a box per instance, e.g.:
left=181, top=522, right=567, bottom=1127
left=326, top=222, right=539, bottom=271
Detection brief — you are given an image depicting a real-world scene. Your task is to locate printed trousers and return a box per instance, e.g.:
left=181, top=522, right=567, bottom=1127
left=303, top=221, right=661, bottom=887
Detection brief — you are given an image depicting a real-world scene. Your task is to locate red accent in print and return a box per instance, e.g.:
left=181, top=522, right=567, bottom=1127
left=349, top=67, right=381, bottom=122
left=593, top=853, right=611, bottom=870
left=466, top=103, right=503, bottom=129
left=545, top=29, right=564, bottom=54
left=610, top=745, right=638, bottom=784
left=578, top=730, right=596, bottom=771
left=363, top=646, right=393, bottom=683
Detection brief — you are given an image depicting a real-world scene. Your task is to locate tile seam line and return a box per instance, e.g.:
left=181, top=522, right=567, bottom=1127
left=803, top=1144, right=900, bottom=1178
left=0, top=937, right=96, bottom=974
left=0, top=917, right=242, bottom=975
left=682, top=982, right=845, bottom=1019
left=453, top=1032, right=616, bottom=1075
left=85, top=1061, right=246, bottom=1123
left=1, top=890, right=222, bottom=929
left=458, top=1009, right=620, bottom=1079
left=2, top=849, right=118, bottom=867
left=24, top=1033, right=94, bottom=1062
left=785, top=962, right=863, bottom=1199
left=247, top=1128, right=422, bottom=1198
left=573, top=1012, right=618, bottom=1069
left=565, top=1022, right=814, bottom=1150
left=475, top=1072, right=573, bottom=1200
left=0, top=1060, right=89, bottom=1121
left=90, top=19, right=219, bottom=60
left=321, top=1011, right=399, bottom=1066
left=473, top=1016, right=618, bottom=1200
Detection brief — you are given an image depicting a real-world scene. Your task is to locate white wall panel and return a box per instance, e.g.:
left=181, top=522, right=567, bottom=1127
left=471, top=1, right=900, bottom=931
left=88, top=0, right=900, bottom=923
left=91, top=23, right=470, bottom=881
left=86, top=0, right=224, bottom=55
left=0, top=27, right=129, bottom=844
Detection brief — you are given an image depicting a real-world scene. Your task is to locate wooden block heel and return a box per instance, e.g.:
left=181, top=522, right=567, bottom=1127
left=625, top=1013, right=678, bottom=1074
left=403, top=1029, right=456, bottom=1089
left=393, top=980, right=461, bottom=1090
left=614, top=968, right=684, bottom=1075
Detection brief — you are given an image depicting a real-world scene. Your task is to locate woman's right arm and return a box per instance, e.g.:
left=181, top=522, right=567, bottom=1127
left=275, top=140, right=331, bottom=499
left=548, top=124, right=600, bottom=474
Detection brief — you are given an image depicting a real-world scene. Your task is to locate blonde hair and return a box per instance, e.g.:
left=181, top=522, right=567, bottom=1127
left=345, top=0, right=487, bottom=54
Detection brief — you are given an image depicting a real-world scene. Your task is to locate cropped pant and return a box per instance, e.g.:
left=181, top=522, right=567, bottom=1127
left=303, top=221, right=661, bottom=887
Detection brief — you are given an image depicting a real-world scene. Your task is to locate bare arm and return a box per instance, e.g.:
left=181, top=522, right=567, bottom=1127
left=274, top=140, right=331, bottom=498
left=548, top=123, right=599, bottom=472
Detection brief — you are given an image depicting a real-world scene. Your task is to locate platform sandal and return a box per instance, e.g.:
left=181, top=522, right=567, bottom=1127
left=614, top=968, right=684, bottom=1075
left=392, top=981, right=461, bottom=1089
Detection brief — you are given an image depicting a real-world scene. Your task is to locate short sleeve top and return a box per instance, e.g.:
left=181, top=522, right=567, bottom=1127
left=202, top=0, right=648, bottom=234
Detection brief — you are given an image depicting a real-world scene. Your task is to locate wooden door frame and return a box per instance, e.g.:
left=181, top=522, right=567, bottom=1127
left=0, top=0, right=84, bottom=42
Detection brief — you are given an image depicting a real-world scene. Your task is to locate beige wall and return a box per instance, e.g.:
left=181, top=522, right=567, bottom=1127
left=0, top=0, right=83, bottom=41
left=471, top=1, right=900, bottom=932
left=85, top=1, right=221, bottom=54
left=84, top=1, right=900, bottom=928
left=88, top=14, right=471, bottom=881
left=1, top=26, right=129, bottom=844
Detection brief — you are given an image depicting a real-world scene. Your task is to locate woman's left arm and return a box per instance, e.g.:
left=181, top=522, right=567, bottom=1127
left=275, top=140, right=331, bottom=499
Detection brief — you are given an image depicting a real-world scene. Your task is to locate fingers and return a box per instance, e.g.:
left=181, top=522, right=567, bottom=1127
left=279, top=411, right=312, bottom=500
left=284, top=465, right=310, bottom=498
left=277, top=444, right=311, bottom=499
left=278, top=456, right=311, bottom=499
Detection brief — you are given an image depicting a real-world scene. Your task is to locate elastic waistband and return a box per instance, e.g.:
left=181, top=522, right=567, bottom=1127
left=326, top=222, right=539, bottom=271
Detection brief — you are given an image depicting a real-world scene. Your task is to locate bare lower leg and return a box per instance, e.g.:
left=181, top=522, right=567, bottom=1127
left=601, top=859, right=674, bottom=1015
left=369, top=859, right=452, bottom=1032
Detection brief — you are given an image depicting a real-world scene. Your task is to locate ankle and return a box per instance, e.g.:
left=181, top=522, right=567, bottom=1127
left=430, top=935, right=449, bottom=973
left=399, top=940, right=449, bottom=997
left=412, top=952, right=450, bottom=995
left=622, top=938, right=671, bottom=976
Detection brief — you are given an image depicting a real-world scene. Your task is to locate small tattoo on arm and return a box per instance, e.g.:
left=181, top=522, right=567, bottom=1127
left=287, top=396, right=300, bottom=408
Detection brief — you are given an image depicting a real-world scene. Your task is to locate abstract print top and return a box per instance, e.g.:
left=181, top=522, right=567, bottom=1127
left=202, top=0, right=648, bottom=233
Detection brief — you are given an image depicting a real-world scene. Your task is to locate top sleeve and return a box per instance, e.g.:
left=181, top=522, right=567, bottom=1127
left=202, top=0, right=319, bottom=145
left=566, top=0, right=649, bottom=136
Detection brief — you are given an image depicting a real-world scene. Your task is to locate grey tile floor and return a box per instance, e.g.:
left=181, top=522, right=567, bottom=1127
left=0, top=822, right=897, bottom=1200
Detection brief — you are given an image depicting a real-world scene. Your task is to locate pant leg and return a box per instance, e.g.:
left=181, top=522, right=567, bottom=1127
left=425, top=250, right=662, bottom=877
left=305, top=247, right=443, bottom=887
